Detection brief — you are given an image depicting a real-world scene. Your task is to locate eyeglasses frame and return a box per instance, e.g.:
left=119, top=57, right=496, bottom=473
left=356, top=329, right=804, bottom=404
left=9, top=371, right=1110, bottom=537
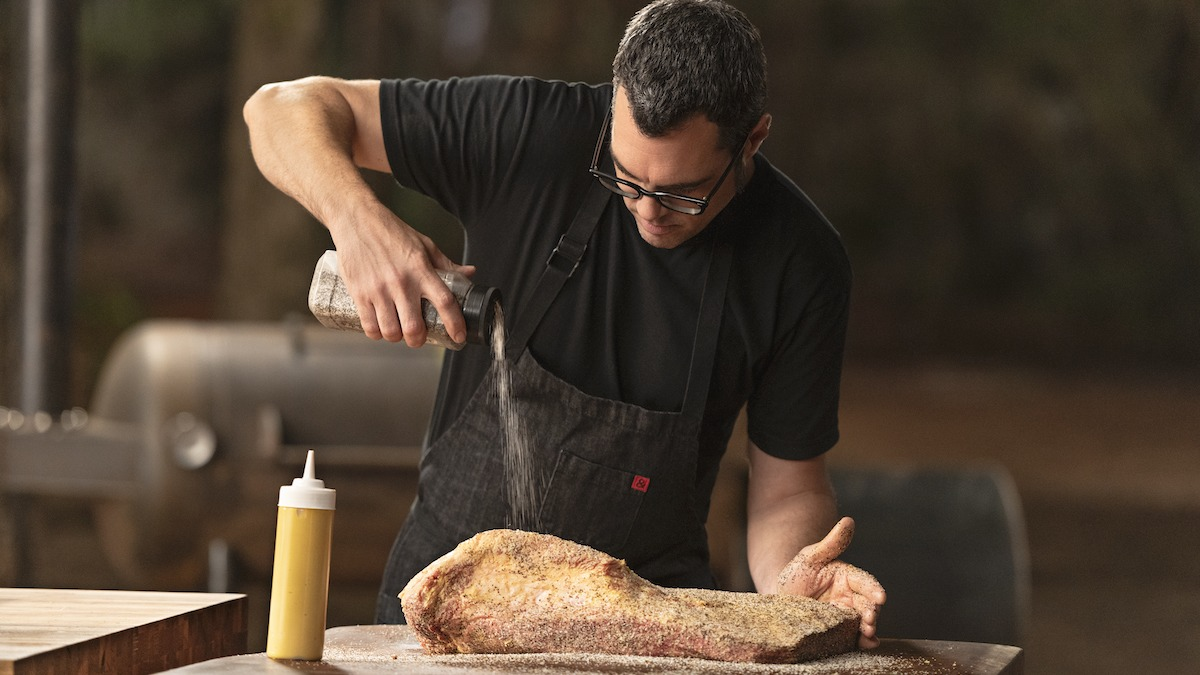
left=588, top=108, right=746, bottom=216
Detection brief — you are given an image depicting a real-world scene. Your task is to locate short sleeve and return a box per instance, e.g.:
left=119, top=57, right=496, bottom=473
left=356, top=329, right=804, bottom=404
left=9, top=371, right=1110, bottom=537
left=744, top=219, right=852, bottom=460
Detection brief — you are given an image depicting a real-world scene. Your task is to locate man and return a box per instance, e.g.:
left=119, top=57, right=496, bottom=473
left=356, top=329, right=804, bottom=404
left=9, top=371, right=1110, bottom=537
left=245, top=0, right=885, bottom=647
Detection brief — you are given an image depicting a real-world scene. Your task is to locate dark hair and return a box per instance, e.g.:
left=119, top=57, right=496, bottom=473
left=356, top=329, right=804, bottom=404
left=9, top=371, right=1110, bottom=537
left=612, top=0, right=767, bottom=152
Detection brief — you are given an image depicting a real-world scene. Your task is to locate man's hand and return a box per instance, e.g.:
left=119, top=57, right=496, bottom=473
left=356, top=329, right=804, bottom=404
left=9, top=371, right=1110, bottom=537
left=776, top=517, right=887, bottom=649
left=332, top=203, right=474, bottom=347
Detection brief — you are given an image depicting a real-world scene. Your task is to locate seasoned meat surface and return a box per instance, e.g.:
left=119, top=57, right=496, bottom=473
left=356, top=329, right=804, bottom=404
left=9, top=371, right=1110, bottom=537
left=400, top=529, right=859, bottom=663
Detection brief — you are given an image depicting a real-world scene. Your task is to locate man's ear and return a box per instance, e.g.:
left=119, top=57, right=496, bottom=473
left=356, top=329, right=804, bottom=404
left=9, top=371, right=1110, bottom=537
left=745, top=113, right=772, bottom=158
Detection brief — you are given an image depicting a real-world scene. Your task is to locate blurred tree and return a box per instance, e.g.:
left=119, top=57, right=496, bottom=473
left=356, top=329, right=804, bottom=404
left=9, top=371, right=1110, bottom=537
left=218, top=0, right=333, bottom=320
left=5, top=0, right=1195, bottom=389
left=65, top=0, right=235, bottom=402
left=753, top=0, right=1200, bottom=365
left=0, top=0, right=13, bottom=405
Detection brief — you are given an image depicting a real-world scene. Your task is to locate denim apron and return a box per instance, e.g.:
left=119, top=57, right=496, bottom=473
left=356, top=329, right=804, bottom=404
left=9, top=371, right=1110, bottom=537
left=376, top=185, right=732, bottom=622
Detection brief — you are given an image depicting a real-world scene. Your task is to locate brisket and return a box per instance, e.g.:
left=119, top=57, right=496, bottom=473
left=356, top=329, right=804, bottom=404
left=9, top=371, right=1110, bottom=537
left=399, top=529, right=859, bottom=663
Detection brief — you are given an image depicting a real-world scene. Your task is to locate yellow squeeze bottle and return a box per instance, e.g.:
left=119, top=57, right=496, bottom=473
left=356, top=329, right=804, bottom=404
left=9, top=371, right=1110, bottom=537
left=266, top=449, right=336, bottom=660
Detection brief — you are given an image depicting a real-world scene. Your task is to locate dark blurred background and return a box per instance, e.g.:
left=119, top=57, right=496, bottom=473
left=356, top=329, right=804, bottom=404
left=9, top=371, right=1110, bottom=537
left=1, top=2, right=1197, bottom=674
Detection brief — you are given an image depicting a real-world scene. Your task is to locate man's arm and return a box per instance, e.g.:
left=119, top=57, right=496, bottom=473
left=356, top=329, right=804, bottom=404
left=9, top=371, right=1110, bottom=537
left=745, top=442, right=838, bottom=593
left=745, top=441, right=886, bottom=648
left=242, top=76, right=470, bottom=346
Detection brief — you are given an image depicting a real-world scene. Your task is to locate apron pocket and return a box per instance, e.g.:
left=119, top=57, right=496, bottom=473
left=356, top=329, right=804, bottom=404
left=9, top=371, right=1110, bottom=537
left=537, top=450, right=645, bottom=555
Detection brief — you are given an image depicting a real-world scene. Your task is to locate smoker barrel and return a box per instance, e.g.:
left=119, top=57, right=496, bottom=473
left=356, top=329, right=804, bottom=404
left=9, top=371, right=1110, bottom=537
left=1, top=319, right=442, bottom=589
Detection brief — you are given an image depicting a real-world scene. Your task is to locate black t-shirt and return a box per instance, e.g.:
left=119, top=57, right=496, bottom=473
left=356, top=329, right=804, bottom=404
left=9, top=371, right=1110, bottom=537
left=380, top=76, right=850, bottom=503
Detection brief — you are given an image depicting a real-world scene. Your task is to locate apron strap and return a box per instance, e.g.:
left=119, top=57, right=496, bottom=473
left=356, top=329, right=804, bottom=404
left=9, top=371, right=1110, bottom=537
left=680, top=233, right=732, bottom=421
left=505, top=181, right=609, bottom=361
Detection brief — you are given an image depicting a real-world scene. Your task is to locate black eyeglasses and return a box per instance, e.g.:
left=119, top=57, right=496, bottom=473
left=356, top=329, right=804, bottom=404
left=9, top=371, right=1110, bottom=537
left=588, top=109, right=745, bottom=216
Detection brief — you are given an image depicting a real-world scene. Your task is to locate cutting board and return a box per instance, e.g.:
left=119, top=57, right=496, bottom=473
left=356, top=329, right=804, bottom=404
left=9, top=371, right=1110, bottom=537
left=0, top=588, right=246, bottom=674
left=164, top=624, right=1024, bottom=674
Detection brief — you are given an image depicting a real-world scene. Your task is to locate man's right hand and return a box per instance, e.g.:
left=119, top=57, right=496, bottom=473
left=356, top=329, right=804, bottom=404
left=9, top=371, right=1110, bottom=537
left=331, top=203, right=475, bottom=347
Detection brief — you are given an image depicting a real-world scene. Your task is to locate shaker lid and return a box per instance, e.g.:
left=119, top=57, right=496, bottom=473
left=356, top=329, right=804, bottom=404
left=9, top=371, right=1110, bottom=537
left=463, top=285, right=502, bottom=346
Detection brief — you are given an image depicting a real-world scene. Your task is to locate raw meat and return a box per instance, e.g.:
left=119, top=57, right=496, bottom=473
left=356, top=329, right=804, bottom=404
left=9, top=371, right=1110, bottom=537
left=399, top=529, right=859, bottom=663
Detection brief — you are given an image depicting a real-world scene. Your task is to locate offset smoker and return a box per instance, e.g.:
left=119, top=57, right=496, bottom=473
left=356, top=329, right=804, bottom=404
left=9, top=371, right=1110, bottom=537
left=0, top=319, right=442, bottom=591
left=0, top=320, right=1029, bottom=647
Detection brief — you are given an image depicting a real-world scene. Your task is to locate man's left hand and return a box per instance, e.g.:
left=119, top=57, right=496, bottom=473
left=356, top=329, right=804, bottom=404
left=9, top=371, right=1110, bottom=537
left=776, top=516, right=887, bottom=649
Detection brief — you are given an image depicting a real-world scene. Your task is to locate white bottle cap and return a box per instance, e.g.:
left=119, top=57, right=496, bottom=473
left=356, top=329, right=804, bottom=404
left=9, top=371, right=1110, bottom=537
left=279, top=450, right=336, bottom=510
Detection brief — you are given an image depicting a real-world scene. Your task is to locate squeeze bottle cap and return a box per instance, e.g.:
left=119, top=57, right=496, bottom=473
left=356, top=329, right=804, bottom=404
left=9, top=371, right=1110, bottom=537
left=278, top=450, right=336, bottom=510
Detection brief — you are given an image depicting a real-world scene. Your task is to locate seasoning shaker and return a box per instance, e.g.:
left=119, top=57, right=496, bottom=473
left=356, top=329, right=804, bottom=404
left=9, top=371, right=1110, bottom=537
left=308, top=250, right=500, bottom=349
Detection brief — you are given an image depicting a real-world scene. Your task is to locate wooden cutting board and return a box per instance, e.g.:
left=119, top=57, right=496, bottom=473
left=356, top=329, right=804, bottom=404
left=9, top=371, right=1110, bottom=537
left=0, top=588, right=246, bottom=675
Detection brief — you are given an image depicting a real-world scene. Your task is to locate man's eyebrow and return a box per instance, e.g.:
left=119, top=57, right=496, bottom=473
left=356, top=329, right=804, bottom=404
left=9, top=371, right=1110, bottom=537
left=610, top=152, right=710, bottom=192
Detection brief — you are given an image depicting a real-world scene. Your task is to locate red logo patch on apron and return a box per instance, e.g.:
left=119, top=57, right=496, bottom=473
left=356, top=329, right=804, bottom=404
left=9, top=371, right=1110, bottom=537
left=631, top=475, right=650, bottom=492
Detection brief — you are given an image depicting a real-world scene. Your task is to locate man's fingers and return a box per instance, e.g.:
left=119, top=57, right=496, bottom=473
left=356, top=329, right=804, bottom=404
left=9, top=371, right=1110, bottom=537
left=396, top=295, right=428, bottom=348
left=804, top=516, right=856, bottom=566
left=776, top=517, right=864, bottom=594
left=357, top=299, right=385, bottom=341
left=846, top=564, right=887, bottom=606
left=371, top=299, right=405, bottom=343
left=359, top=271, right=470, bottom=347
left=850, top=570, right=885, bottom=651
left=426, top=279, right=467, bottom=345
left=852, top=592, right=880, bottom=623
left=853, top=597, right=881, bottom=650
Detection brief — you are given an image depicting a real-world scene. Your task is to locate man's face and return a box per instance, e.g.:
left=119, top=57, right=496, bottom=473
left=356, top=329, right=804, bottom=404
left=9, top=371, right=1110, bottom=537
left=609, top=87, right=745, bottom=249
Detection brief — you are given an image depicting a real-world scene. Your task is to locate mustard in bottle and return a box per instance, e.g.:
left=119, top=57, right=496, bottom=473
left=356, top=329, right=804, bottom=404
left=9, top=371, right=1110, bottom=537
left=266, top=449, right=335, bottom=660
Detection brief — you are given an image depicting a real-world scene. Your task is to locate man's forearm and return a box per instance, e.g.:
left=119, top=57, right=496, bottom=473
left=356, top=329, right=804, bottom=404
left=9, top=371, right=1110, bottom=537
left=243, top=77, right=383, bottom=238
left=745, top=444, right=838, bottom=594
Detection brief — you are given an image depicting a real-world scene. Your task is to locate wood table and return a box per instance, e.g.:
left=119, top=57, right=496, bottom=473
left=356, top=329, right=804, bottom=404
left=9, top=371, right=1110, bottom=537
left=0, top=588, right=246, bottom=675
left=165, top=624, right=1024, bottom=674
